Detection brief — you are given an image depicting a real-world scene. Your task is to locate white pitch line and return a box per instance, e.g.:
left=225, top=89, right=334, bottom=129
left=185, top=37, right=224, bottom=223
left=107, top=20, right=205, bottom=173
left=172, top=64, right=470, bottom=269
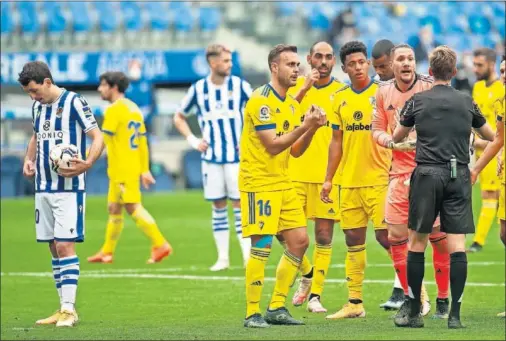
left=79, top=261, right=505, bottom=274
left=1, top=271, right=504, bottom=287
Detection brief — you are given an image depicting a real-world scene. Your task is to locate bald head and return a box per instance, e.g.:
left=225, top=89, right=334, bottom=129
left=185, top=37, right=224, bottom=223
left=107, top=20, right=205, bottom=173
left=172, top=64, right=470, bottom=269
left=307, top=41, right=335, bottom=79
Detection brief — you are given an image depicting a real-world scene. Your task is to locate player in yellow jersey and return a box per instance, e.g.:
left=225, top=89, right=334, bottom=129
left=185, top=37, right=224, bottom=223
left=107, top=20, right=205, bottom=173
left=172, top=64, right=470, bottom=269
left=283, top=41, right=344, bottom=313
left=88, top=72, right=172, bottom=264
left=321, top=41, right=392, bottom=319
left=469, top=48, right=505, bottom=252
left=241, top=44, right=327, bottom=328
left=471, top=55, right=505, bottom=317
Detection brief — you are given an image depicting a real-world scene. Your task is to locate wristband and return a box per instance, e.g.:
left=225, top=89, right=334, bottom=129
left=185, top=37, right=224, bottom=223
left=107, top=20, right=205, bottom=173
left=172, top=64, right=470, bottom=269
left=186, top=134, right=201, bottom=150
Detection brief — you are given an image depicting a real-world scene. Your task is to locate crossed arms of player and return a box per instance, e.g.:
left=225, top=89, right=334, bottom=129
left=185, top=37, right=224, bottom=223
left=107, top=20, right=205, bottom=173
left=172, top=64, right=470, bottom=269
left=256, top=104, right=327, bottom=157
left=24, top=96, right=104, bottom=178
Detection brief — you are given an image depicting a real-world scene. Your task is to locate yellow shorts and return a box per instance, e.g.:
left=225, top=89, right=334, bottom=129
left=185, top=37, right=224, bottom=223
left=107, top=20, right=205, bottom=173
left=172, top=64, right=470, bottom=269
left=477, top=154, right=500, bottom=191
left=340, top=185, right=387, bottom=230
left=240, top=188, right=306, bottom=237
left=107, top=180, right=141, bottom=204
left=293, top=181, right=340, bottom=221
left=498, top=183, right=505, bottom=221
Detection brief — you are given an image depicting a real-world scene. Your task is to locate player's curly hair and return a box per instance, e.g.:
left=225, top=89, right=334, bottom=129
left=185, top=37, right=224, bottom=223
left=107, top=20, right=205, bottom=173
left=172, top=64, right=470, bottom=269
left=339, top=41, right=367, bottom=65
left=17, top=61, right=54, bottom=86
left=99, top=72, right=130, bottom=93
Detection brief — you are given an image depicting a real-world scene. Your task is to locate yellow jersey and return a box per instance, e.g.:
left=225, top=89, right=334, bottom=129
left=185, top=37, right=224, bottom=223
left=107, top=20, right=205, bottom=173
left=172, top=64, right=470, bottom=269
left=287, top=76, right=345, bottom=184
left=239, top=84, right=301, bottom=192
left=473, top=80, right=505, bottom=154
left=496, top=98, right=505, bottom=184
left=102, top=98, right=149, bottom=181
left=333, top=80, right=391, bottom=188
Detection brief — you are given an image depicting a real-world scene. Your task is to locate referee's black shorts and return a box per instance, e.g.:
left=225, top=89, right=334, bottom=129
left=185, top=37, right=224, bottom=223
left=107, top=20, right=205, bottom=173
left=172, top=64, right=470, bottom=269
left=408, top=164, right=474, bottom=234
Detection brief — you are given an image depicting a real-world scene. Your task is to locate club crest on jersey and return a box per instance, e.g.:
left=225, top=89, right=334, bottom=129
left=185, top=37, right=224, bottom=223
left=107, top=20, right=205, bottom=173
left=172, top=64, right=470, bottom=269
left=283, top=120, right=290, bottom=131
left=259, top=106, right=270, bottom=122
left=353, top=111, right=363, bottom=121
left=56, top=107, right=63, bottom=117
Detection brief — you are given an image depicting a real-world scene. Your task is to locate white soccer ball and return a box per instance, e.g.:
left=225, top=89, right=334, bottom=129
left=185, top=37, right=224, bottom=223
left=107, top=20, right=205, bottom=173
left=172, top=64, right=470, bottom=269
left=49, top=143, right=79, bottom=172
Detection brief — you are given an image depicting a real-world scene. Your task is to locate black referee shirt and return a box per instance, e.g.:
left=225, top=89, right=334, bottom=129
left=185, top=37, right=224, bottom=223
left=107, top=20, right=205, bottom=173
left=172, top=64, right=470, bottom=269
left=399, top=84, right=487, bottom=165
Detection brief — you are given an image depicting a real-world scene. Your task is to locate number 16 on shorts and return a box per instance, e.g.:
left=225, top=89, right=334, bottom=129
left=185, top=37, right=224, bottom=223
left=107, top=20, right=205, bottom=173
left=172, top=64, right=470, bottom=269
left=240, top=191, right=279, bottom=237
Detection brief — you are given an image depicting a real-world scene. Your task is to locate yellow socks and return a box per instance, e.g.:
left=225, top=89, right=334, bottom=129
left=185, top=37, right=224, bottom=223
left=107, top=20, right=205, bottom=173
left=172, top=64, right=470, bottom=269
left=102, top=214, right=124, bottom=254
left=312, top=243, right=332, bottom=296
left=269, top=250, right=302, bottom=310
left=132, top=206, right=166, bottom=248
left=474, top=199, right=498, bottom=246
left=345, top=244, right=366, bottom=301
left=246, top=247, right=271, bottom=318
left=300, top=254, right=312, bottom=276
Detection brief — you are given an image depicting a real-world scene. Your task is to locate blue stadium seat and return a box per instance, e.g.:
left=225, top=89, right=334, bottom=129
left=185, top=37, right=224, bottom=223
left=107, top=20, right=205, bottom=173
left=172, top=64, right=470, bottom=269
left=43, top=2, right=67, bottom=34
left=173, top=6, right=194, bottom=33
left=307, top=9, right=330, bottom=31
left=145, top=2, right=170, bottom=31
left=468, top=15, right=491, bottom=35
left=419, top=15, right=442, bottom=35
left=276, top=2, right=298, bottom=18
left=442, top=15, right=468, bottom=34
left=1, top=156, right=22, bottom=198
left=1, top=2, right=14, bottom=35
left=199, top=7, right=221, bottom=33
left=86, top=157, right=109, bottom=195
left=495, top=18, right=506, bottom=38
left=68, top=2, right=92, bottom=33
left=17, top=2, right=40, bottom=34
left=182, top=150, right=203, bottom=189
left=94, top=2, right=119, bottom=33
left=121, top=2, right=143, bottom=32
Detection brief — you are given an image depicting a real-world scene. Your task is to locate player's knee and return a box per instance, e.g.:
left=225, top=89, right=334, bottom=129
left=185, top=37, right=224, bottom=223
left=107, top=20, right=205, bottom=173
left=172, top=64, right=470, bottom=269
left=212, top=199, right=227, bottom=210
left=108, top=203, right=122, bottom=215
left=429, top=230, right=446, bottom=243
left=125, top=203, right=140, bottom=216
left=344, top=229, right=366, bottom=247
left=297, top=233, right=310, bottom=252
left=251, top=235, right=273, bottom=249
left=315, top=229, right=332, bottom=245
left=375, top=230, right=390, bottom=250
left=388, top=225, right=408, bottom=243
left=55, top=241, right=76, bottom=258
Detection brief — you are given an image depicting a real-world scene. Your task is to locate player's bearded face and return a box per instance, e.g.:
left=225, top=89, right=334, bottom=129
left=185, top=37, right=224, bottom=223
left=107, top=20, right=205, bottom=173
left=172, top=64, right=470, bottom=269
left=392, top=48, right=416, bottom=84
left=473, top=56, right=492, bottom=81
left=276, top=52, right=300, bottom=87
left=212, top=52, right=232, bottom=77
left=343, top=52, right=369, bottom=84
left=309, top=49, right=335, bottom=78
left=499, top=61, right=505, bottom=85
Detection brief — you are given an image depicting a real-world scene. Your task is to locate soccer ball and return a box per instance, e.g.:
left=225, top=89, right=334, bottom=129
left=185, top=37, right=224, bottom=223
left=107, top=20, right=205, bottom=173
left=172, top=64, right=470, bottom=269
left=49, top=143, right=79, bottom=172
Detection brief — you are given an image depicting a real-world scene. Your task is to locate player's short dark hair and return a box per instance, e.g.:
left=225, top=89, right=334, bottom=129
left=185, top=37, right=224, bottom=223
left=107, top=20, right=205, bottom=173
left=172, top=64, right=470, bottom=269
left=390, top=43, right=415, bottom=58
left=99, top=71, right=130, bottom=93
left=371, top=39, right=395, bottom=59
left=473, top=48, right=496, bottom=62
left=268, top=44, right=298, bottom=71
left=17, top=61, right=54, bottom=86
left=309, top=41, right=333, bottom=56
left=429, top=45, right=457, bottom=81
left=339, top=41, right=367, bottom=65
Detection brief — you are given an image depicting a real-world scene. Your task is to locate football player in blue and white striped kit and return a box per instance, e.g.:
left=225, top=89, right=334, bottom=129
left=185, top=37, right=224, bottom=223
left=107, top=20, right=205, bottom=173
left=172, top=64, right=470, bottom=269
left=19, top=61, right=104, bottom=327
left=174, top=44, right=252, bottom=271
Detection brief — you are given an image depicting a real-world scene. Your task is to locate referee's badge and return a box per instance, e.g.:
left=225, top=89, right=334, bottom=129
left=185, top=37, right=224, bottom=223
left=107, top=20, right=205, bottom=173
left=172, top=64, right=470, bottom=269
left=259, top=105, right=270, bottom=122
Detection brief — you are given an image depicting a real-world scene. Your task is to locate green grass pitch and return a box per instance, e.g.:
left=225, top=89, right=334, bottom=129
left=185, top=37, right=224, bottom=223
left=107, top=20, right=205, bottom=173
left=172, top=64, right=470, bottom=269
left=1, top=188, right=504, bottom=340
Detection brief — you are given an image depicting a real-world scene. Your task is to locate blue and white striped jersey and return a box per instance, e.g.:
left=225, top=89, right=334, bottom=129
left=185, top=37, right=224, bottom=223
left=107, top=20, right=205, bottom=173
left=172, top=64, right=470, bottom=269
left=179, top=75, right=252, bottom=164
left=32, top=89, right=98, bottom=193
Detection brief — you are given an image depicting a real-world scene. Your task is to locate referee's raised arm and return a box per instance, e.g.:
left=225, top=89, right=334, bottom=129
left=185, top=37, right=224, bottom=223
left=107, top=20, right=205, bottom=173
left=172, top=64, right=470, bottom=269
left=393, top=45, right=490, bottom=330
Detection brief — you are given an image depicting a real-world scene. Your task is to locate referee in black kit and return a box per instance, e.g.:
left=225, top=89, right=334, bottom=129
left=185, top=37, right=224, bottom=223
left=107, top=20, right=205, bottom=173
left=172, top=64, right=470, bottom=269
left=392, top=45, right=495, bottom=329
